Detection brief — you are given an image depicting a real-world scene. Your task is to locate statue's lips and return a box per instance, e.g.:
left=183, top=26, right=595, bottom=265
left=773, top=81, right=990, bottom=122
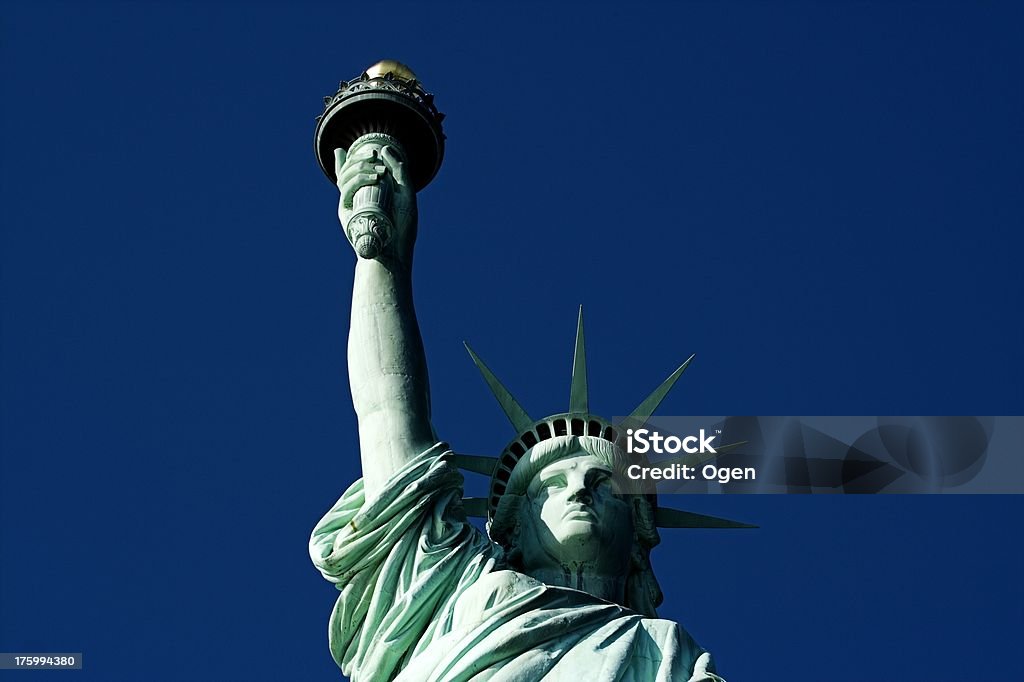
left=562, top=505, right=597, bottom=522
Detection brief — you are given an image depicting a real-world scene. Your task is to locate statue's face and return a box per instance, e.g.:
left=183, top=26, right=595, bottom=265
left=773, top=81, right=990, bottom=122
left=518, top=453, right=634, bottom=574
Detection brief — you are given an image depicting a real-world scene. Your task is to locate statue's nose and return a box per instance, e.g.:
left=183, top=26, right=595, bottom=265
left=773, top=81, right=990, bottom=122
left=568, top=486, right=593, bottom=505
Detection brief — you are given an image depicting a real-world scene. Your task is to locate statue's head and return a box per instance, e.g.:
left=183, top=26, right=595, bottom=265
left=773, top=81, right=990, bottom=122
left=488, top=435, right=663, bottom=616
left=459, top=308, right=753, bottom=616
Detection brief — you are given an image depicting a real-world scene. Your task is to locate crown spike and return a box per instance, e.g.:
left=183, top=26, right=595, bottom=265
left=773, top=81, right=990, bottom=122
left=451, top=453, right=500, bottom=476
left=461, top=497, right=489, bottom=518
left=464, top=342, right=534, bottom=433
left=569, top=306, right=589, bottom=414
left=623, top=354, right=695, bottom=429
left=655, top=508, right=757, bottom=529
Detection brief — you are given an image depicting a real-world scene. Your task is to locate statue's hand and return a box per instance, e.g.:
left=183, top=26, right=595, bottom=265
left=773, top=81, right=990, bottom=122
left=335, top=143, right=418, bottom=266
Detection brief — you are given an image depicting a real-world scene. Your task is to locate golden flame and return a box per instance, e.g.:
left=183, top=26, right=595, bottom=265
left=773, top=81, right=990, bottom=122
left=364, top=60, right=417, bottom=82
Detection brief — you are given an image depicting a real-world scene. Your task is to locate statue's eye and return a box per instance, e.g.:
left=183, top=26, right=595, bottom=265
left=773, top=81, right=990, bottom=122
left=542, top=474, right=567, bottom=489
left=592, top=472, right=620, bottom=494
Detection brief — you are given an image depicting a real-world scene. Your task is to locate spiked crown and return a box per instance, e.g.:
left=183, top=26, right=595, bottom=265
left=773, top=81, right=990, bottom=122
left=455, top=308, right=755, bottom=531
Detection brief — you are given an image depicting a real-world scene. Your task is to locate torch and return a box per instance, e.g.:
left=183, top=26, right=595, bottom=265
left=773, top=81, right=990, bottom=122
left=314, top=60, right=446, bottom=258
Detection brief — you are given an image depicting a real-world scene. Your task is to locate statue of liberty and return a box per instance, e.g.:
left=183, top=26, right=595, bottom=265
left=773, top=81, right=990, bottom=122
left=308, top=61, right=748, bottom=682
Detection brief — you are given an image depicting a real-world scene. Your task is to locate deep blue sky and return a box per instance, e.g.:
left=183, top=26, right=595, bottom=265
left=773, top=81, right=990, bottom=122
left=1, top=2, right=1022, bottom=681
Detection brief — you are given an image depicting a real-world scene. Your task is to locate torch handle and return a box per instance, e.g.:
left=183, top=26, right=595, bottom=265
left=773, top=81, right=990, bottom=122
left=347, top=180, right=394, bottom=259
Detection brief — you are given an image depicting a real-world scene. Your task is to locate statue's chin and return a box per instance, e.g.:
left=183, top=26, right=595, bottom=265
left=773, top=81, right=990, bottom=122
left=557, top=517, right=599, bottom=533
left=549, top=522, right=603, bottom=554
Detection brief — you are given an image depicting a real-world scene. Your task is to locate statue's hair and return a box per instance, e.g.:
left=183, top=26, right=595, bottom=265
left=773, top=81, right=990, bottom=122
left=488, top=435, right=663, bottom=617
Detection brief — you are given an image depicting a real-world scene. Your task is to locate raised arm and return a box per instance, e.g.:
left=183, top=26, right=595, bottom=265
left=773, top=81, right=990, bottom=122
left=336, top=137, right=435, bottom=497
